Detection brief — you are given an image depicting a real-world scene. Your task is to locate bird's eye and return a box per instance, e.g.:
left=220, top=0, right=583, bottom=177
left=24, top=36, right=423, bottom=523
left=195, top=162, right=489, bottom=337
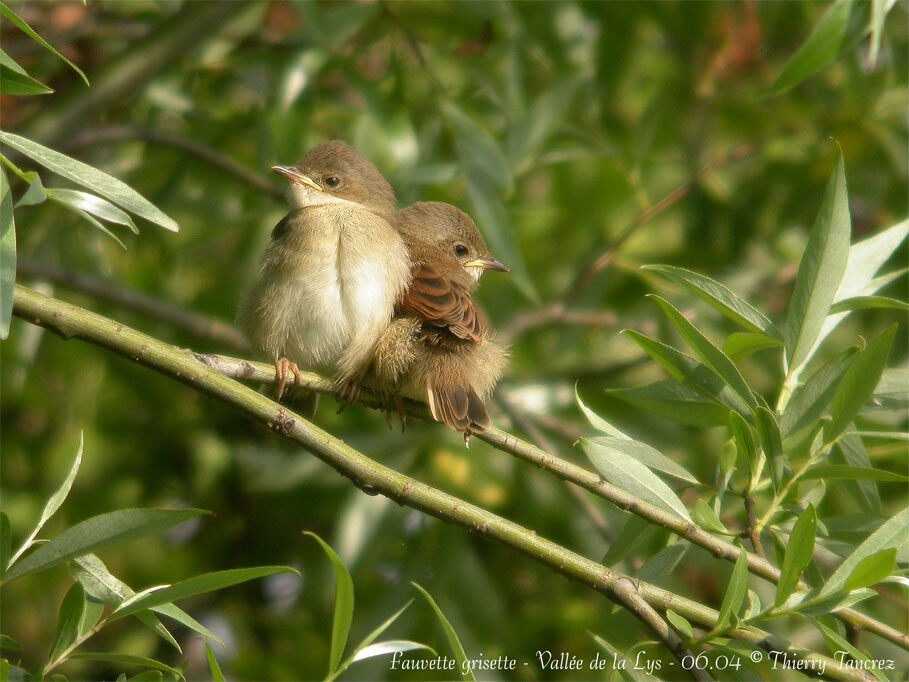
left=324, top=176, right=341, bottom=188
left=453, top=244, right=469, bottom=258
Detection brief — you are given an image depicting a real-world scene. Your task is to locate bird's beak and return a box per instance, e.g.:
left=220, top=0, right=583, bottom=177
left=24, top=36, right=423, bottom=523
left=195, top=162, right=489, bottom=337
left=465, top=256, right=509, bottom=272
left=271, top=165, right=322, bottom=192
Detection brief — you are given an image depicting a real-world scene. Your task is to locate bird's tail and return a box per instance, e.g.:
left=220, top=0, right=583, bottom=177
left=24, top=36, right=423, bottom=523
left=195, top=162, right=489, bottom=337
left=426, top=380, right=490, bottom=434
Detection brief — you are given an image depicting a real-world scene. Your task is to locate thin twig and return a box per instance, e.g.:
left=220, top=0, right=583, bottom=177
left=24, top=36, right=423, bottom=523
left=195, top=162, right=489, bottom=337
left=498, top=308, right=618, bottom=345
left=743, top=495, right=766, bottom=559
left=63, top=125, right=285, bottom=201
left=11, top=284, right=877, bottom=682
left=17, top=259, right=248, bottom=352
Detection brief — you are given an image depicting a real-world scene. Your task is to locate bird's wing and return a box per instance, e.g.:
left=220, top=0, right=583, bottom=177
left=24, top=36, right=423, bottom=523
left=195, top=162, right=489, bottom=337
left=397, top=263, right=483, bottom=343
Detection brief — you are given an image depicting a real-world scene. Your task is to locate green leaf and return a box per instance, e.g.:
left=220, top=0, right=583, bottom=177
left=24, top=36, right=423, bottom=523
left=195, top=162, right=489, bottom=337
left=648, top=295, right=757, bottom=409
left=330, top=600, right=415, bottom=681
left=71, top=553, right=218, bottom=651
left=47, top=582, right=86, bottom=668
left=0, top=64, right=53, bottom=95
left=723, top=332, right=783, bottom=361
left=868, top=0, right=898, bottom=66
left=204, top=643, right=224, bottom=682
left=586, top=437, right=698, bottom=485
left=69, top=653, right=184, bottom=680
left=642, top=265, right=779, bottom=337
left=79, top=596, right=104, bottom=640
left=350, top=641, right=436, bottom=664
left=304, top=532, right=353, bottom=675
left=636, top=543, right=688, bottom=584
left=621, top=330, right=752, bottom=417
left=835, top=434, right=881, bottom=514
left=692, top=499, right=729, bottom=534
left=665, top=610, right=693, bottom=639
left=727, top=412, right=758, bottom=484
left=4, top=508, right=209, bottom=582
left=780, top=588, right=876, bottom=617
left=606, top=380, right=730, bottom=428
left=780, top=346, right=858, bottom=438
left=821, top=508, right=909, bottom=596
left=411, top=582, right=474, bottom=681
left=580, top=438, right=692, bottom=521
left=809, top=618, right=888, bottom=682
left=766, top=0, right=855, bottom=96
left=126, top=671, right=162, bottom=681
left=810, top=219, right=908, bottom=364
left=825, top=324, right=897, bottom=442
left=109, top=565, right=297, bottom=622
left=743, top=590, right=762, bottom=619
left=0, top=165, right=14, bottom=340
left=754, top=408, right=783, bottom=491
left=871, top=367, right=909, bottom=411
left=829, top=295, right=908, bottom=314
left=0, top=132, right=179, bottom=232
left=785, top=146, right=851, bottom=375
left=575, top=384, right=630, bottom=438
left=775, top=505, right=817, bottom=607
left=715, top=548, right=748, bottom=630
left=842, top=548, right=896, bottom=592
left=15, top=171, right=47, bottom=208
left=48, top=199, right=127, bottom=250
left=0, top=3, right=89, bottom=85
left=803, top=465, right=907, bottom=483
left=44, top=189, right=138, bottom=233
left=8, top=432, right=83, bottom=570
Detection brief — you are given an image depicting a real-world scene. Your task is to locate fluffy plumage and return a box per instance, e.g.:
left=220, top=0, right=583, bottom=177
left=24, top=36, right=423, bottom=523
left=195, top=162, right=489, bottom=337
left=369, top=202, right=509, bottom=435
left=238, top=141, right=410, bottom=391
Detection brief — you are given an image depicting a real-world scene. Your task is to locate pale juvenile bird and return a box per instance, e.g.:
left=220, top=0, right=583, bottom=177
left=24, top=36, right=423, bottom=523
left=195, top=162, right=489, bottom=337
left=369, top=202, right=509, bottom=436
left=239, top=141, right=410, bottom=402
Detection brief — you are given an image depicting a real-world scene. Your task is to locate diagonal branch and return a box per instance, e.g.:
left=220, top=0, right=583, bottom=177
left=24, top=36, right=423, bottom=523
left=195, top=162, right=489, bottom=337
left=11, top=284, right=878, bottom=682
left=197, top=355, right=907, bottom=652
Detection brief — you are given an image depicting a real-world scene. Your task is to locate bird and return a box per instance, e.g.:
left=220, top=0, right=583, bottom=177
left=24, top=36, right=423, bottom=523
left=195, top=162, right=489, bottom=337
left=368, top=201, right=510, bottom=437
left=238, top=140, right=411, bottom=404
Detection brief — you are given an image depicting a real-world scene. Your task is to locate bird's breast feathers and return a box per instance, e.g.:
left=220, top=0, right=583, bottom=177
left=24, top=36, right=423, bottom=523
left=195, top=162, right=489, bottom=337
left=251, top=205, right=408, bottom=369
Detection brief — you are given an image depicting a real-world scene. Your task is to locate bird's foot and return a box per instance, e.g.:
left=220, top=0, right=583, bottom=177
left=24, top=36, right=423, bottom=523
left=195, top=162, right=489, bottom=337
left=391, top=390, right=407, bottom=433
left=274, top=357, right=302, bottom=401
left=336, top=378, right=361, bottom=413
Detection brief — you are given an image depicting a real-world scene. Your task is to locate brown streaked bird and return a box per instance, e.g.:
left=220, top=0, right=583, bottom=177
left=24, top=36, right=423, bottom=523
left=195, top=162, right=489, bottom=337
left=238, top=141, right=410, bottom=403
left=369, top=201, right=509, bottom=438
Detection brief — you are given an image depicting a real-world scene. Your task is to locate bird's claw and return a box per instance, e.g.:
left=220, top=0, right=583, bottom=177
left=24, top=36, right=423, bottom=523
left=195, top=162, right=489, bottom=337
left=274, top=357, right=302, bottom=401
left=336, top=379, right=361, bottom=413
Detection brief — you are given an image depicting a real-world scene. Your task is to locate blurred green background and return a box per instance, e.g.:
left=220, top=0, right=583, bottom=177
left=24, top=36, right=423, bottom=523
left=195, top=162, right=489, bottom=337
left=1, top=1, right=906, bottom=680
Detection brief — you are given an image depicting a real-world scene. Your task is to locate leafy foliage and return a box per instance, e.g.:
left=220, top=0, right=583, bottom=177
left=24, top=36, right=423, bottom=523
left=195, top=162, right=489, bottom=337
left=1, top=1, right=906, bottom=680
